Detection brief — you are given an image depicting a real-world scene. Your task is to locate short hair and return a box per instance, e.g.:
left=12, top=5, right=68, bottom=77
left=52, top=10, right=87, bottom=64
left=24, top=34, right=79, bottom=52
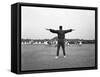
left=59, top=26, right=62, bottom=29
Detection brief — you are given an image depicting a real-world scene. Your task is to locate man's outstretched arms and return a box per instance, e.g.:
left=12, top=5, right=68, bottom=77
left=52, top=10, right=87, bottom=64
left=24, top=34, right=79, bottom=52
left=64, top=29, right=75, bottom=33
left=46, top=28, right=58, bottom=33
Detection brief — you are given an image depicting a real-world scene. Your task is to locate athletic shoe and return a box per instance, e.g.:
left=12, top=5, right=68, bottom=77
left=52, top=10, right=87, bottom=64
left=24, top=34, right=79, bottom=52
left=55, top=56, right=58, bottom=59
left=64, top=56, right=66, bottom=58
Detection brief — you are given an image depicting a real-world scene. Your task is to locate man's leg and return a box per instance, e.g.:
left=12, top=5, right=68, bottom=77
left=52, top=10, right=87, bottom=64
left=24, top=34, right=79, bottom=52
left=61, top=44, right=66, bottom=56
left=57, top=44, right=60, bottom=57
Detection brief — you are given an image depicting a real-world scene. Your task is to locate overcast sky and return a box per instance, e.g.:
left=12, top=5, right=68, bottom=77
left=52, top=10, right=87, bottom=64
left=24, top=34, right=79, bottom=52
left=21, top=6, right=95, bottom=40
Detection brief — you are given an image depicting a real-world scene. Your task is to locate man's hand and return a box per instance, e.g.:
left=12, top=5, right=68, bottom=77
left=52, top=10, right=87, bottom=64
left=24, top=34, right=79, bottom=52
left=45, top=28, right=50, bottom=31
left=71, top=29, right=75, bottom=31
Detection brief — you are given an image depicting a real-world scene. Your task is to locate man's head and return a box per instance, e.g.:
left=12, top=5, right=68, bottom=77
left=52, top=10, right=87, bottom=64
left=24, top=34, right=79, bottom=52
left=59, top=26, right=62, bottom=30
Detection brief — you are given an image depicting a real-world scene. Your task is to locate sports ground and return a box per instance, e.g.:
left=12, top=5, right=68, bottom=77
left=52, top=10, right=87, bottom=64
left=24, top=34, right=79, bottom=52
left=21, top=44, right=95, bottom=71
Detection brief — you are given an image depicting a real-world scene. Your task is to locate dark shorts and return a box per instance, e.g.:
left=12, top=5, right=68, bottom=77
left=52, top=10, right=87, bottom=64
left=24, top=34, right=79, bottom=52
left=58, top=39, right=65, bottom=45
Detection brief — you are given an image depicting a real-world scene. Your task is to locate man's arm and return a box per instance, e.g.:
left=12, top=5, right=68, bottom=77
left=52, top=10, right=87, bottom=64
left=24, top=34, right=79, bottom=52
left=64, top=29, right=75, bottom=33
left=46, top=28, right=58, bottom=33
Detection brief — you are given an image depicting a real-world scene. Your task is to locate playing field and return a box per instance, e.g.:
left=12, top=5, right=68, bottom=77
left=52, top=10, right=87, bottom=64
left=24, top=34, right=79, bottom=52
left=21, top=44, right=95, bottom=71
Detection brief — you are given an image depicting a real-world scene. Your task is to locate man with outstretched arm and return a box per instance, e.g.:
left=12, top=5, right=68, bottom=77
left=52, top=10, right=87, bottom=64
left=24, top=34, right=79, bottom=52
left=46, top=26, right=74, bottom=59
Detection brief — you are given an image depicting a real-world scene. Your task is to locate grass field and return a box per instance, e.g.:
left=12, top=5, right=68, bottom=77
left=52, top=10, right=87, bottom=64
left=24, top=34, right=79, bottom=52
left=21, top=44, right=95, bottom=71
